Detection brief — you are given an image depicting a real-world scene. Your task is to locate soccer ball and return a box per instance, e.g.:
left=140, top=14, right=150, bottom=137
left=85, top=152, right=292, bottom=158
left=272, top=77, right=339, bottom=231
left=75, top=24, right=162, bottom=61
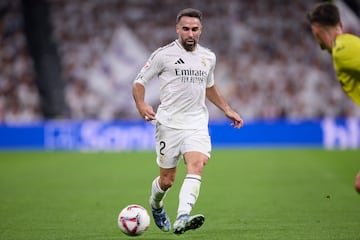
left=117, top=204, right=150, bottom=236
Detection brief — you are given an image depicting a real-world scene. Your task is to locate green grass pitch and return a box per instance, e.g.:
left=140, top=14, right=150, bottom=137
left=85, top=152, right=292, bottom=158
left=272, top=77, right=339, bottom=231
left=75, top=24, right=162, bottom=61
left=0, top=149, right=359, bottom=240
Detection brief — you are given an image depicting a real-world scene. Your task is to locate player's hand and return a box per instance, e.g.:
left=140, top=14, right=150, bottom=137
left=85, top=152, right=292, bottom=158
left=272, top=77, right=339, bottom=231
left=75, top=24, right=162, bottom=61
left=136, top=103, right=156, bottom=121
left=231, top=119, right=243, bottom=129
left=225, top=108, right=243, bottom=129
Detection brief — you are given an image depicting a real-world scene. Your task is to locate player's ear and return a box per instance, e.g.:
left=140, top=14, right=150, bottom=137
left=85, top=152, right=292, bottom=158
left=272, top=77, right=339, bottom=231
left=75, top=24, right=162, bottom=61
left=339, top=21, right=343, bottom=30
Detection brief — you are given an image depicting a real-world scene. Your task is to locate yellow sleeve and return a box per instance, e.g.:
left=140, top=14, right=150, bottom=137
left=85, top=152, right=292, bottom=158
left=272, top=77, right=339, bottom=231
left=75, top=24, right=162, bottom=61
left=332, top=34, right=360, bottom=107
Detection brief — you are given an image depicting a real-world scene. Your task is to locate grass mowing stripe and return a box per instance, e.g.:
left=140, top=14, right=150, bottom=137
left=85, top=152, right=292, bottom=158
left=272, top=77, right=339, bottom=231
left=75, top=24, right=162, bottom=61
left=0, top=150, right=359, bottom=240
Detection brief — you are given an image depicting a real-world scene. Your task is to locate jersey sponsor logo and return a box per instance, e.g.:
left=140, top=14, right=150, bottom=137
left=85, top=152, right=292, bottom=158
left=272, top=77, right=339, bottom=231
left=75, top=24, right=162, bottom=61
left=175, top=68, right=207, bottom=77
left=175, top=68, right=207, bottom=84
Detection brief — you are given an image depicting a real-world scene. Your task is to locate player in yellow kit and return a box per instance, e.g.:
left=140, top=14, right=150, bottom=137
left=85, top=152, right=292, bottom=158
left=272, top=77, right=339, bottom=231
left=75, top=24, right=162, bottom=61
left=307, top=2, right=360, bottom=193
left=333, top=34, right=360, bottom=106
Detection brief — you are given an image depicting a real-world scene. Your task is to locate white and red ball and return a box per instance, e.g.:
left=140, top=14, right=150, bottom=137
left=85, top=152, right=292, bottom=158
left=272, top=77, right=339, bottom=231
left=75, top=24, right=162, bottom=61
left=118, top=204, right=150, bottom=236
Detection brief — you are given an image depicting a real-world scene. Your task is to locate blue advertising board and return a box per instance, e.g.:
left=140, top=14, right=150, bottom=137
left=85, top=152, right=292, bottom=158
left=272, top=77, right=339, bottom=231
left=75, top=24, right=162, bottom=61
left=0, top=118, right=359, bottom=150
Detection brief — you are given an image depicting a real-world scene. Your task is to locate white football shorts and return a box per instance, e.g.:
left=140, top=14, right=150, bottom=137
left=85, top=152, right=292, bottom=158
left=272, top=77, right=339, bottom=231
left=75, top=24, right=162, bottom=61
left=155, top=122, right=211, bottom=168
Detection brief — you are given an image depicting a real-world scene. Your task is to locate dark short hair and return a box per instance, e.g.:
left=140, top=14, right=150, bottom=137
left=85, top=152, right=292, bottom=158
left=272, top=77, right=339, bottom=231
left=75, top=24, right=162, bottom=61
left=306, top=2, right=341, bottom=26
left=176, top=8, right=202, bottom=24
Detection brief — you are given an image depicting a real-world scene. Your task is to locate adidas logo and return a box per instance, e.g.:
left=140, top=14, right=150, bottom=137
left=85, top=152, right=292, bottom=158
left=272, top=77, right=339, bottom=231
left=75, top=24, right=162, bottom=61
left=175, top=58, right=185, bottom=64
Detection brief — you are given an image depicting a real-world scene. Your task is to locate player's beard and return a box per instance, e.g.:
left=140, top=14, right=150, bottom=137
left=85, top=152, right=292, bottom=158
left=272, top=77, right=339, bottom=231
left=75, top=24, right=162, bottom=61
left=182, top=38, right=197, bottom=52
left=320, top=44, right=332, bottom=54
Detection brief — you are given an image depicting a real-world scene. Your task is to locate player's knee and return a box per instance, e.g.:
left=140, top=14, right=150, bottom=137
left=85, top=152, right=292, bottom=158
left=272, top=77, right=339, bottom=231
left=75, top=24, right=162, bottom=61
left=188, top=159, right=208, bottom=175
left=197, top=159, right=208, bottom=170
left=355, top=180, right=360, bottom=194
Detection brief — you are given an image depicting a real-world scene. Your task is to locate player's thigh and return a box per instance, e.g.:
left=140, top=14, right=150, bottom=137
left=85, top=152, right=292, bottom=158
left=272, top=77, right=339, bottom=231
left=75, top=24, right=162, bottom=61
left=181, top=128, right=211, bottom=159
left=182, top=128, right=211, bottom=173
left=155, top=123, right=183, bottom=168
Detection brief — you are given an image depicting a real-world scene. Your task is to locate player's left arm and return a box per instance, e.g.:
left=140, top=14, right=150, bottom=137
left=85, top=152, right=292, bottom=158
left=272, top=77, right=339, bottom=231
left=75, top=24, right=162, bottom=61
left=206, top=85, right=243, bottom=128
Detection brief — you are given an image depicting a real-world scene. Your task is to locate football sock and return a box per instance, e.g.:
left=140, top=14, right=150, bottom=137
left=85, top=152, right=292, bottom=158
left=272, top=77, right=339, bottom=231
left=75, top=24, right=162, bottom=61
left=177, top=174, right=201, bottom=217
left=150, top=176, right=168, bottom=209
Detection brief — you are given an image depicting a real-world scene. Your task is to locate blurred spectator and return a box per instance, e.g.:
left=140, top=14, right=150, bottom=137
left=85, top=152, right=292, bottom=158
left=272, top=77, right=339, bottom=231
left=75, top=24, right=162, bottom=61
left=1, top=0, right=360, bottom=123
left=0, top=0, right=40, bottom=122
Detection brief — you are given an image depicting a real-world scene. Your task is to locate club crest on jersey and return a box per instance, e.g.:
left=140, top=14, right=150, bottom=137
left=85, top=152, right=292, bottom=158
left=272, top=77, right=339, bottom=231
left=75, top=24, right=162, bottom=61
left=201, top=57, right=206, bottom=67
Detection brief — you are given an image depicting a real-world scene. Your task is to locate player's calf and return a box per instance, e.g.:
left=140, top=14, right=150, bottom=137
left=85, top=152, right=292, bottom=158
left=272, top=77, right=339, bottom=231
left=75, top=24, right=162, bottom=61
left=355, top=171, right=360, bottom=194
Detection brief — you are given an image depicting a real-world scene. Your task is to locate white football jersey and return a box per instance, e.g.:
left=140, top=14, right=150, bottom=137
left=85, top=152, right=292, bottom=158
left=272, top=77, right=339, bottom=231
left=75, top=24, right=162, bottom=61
left=134, top=40, right=216, bottom=129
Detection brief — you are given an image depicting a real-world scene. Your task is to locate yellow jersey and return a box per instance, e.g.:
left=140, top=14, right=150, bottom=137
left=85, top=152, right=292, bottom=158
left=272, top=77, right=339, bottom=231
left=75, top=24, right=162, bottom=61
left=332, top=33, right=360, bottom=107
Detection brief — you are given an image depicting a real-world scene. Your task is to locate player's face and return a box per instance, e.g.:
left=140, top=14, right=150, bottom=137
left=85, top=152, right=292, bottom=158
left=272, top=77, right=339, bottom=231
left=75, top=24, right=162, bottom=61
left=311, top=24, right=331, bottom=53
left=176, top=16, right=202, bottom=51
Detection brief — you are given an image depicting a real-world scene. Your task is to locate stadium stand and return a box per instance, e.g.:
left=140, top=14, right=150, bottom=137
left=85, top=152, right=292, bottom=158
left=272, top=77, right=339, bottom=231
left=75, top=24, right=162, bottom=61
left=1, top=0, right=360, bottom=122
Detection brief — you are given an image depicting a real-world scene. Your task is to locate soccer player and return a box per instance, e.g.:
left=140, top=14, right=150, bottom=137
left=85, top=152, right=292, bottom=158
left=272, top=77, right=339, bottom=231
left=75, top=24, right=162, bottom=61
left=306, top=2, right=360, bottom=194
left=132, top=8, right=243, bottom=234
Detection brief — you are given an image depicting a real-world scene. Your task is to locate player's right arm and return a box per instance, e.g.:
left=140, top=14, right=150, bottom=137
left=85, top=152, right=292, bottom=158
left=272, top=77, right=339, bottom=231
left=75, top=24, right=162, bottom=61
left=132, top=49, right=163, bottom=121
left=132, top=82, right=155, bottom=121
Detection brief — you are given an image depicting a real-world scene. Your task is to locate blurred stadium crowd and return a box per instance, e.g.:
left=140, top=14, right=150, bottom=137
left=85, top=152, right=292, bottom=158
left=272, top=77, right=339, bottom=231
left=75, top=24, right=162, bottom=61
left=1, top=0, right=360, bottom=122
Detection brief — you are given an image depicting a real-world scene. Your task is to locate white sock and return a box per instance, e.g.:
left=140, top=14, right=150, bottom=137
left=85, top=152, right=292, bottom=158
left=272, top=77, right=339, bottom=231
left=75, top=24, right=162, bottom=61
left=149, top=176, right=168, bottom=209
left=177, top=174, right=201, bottom=217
